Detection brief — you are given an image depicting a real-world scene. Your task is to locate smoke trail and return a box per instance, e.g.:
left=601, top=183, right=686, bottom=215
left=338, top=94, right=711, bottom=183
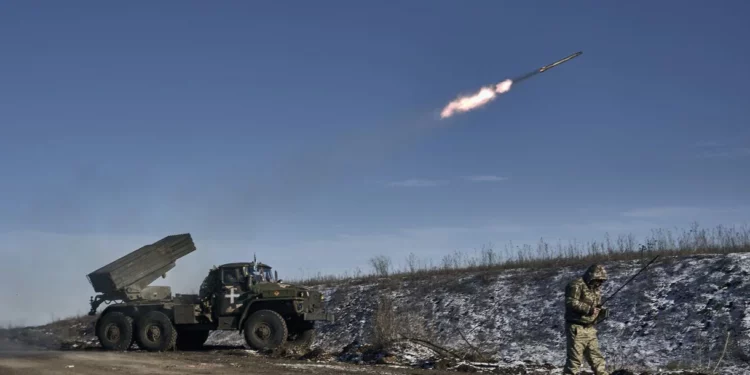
left=440, top=79, right=513, bottom=119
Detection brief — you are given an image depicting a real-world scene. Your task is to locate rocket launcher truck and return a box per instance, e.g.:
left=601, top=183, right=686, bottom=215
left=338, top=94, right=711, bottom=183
left=86, top=233, right=334, bottom=352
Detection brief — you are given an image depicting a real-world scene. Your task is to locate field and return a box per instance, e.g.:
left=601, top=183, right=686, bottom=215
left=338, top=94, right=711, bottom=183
left=2, top=223, right=750, bottom=374
left=0, top=347, right=464, bottom=375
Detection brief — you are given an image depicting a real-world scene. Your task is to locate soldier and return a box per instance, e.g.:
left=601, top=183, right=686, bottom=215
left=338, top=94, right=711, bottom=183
left=563, top=264, right=609, bottom=375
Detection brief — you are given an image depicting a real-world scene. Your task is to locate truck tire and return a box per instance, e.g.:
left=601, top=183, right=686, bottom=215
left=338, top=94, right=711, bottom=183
left=134, top=311, right=177, bottom=352
left=243, top=310, right=288, bottom=351
left=96, top=312, right=134, bottom=351
left=175, top=329, right=210, bottom=351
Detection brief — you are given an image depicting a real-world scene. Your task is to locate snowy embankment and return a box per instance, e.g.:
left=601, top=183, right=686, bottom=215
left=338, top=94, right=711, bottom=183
left=210, top=253, right=750, bottom=371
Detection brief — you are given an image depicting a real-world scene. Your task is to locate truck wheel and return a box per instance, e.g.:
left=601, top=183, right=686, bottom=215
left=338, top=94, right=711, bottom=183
left=175, top=329, right=210, bottom=351
left=96, top=312, right=134, bottom=351
left=243, top=310, right=288, bottom=351
left=134, top=311, right=177, bottom=352
left=288, top=328, right=315, bottom=349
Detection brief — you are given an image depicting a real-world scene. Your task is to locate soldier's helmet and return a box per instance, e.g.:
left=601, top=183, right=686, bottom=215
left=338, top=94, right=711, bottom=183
left=583, top=264, right=608, bottom=283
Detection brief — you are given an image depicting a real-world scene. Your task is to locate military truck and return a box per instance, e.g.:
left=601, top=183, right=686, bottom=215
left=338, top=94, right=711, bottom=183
left=85, top=233, right=333, bottom=352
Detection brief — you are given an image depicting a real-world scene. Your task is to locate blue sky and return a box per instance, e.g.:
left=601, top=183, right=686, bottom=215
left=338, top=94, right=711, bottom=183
left=1, top=2, right=749, bottom=325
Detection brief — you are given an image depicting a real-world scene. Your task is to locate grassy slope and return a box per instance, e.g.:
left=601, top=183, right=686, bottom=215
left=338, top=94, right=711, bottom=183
left=290, top=223, right=750, bottom=287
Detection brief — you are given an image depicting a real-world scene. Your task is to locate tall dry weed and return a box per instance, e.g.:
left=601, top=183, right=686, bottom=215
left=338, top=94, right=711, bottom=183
left=371, top=293, right=434, bottom=349
left=291, top=223, right=750, bottom=286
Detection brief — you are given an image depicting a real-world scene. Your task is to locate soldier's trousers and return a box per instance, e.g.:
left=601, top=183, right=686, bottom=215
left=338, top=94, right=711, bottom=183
left=562, top=323, right=608, bottom=375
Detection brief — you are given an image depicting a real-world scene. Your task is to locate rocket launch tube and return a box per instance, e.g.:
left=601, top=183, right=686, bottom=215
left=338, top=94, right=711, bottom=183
left=511, top=51, right=582, bottom=84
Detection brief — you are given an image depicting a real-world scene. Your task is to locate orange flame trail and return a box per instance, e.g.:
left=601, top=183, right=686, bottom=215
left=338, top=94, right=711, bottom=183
left=440, top=79, right=513, bottom=119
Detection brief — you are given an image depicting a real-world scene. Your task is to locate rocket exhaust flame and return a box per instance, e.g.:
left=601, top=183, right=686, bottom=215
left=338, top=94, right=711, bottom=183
left=440, top=79, right=513, bottom=119
left=439, top=51, right=582, bottom=119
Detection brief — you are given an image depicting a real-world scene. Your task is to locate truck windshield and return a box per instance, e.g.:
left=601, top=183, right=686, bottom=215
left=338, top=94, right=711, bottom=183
left=263, top=269, right=274, bottom=281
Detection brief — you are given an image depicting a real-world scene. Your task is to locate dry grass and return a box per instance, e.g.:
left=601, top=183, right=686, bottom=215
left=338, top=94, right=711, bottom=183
left=371, top=293, right=435, bottom=349
left=290, top=223, right=750, bottom=286
left=371, top=294, right=397, bottom=348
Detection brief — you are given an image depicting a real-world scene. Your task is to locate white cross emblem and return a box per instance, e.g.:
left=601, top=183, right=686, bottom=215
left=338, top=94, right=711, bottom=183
left=225, top=287, right=240, bottom=304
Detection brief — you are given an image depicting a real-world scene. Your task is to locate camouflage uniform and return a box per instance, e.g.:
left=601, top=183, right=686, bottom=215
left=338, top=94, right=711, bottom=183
left=563, top=264, right=609, bottom=375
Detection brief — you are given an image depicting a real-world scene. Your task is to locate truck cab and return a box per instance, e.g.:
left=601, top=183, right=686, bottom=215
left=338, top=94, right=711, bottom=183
left=204, top=261, right=331, bottom=350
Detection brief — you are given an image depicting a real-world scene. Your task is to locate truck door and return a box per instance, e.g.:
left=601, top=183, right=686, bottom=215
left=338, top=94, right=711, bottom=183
left=216, top=266, right=245, bottom=316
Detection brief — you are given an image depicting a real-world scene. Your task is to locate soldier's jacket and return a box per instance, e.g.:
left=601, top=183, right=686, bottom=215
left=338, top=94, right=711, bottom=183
left=565, top=267, right=603, bottom=326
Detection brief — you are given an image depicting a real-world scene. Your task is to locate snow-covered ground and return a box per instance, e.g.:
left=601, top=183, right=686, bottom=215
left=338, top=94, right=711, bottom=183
left=211, top=253, right=750, bottom=372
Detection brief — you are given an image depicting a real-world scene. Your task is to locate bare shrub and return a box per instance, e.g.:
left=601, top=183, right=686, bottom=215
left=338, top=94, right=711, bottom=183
left=369, top=255, right=392, bottom=277
left=479, top=243, right=497, bottom=267
left=441, top=254, right=453, bottom=270
left=372, top=294, right=397, bottom=348
left=372, top=293, right=434, bottom=349
left=405, top=253, right=418, bottom=273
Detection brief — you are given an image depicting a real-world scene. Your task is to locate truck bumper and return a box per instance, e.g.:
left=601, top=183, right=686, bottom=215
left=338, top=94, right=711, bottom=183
left=303, top=311, right=335, bottom=322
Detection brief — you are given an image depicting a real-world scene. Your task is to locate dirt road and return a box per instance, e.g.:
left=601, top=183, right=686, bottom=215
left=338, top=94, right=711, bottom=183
left=0, top=348, right=455, bottom=375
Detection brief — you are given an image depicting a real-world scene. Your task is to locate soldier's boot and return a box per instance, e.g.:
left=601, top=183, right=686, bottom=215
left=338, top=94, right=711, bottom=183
left=562, top=324, right=585, bottom=375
